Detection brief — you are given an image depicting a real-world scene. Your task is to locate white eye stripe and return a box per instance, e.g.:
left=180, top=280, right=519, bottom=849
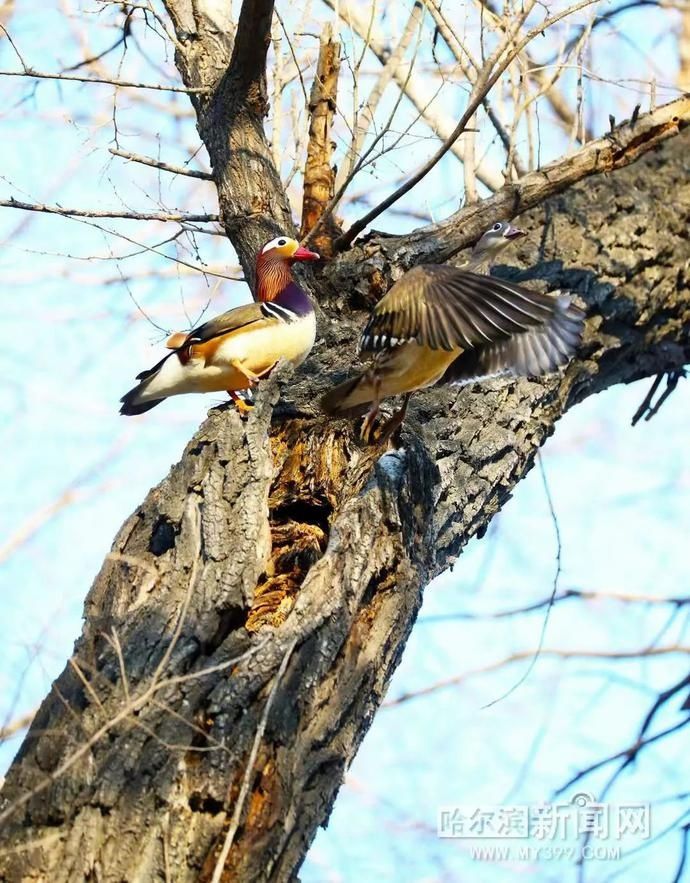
left=262, top=235, right=294, bottom=253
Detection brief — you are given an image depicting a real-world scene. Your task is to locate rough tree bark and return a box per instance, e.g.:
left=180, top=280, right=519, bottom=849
left=0, top=2, right=689, bottom=880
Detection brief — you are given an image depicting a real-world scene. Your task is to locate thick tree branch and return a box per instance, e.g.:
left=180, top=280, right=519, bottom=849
left=326, top=94, right=690, bottom=303
left=1, top=131, right=688, bottom=883
left=163, top=0, right=294, bottom=285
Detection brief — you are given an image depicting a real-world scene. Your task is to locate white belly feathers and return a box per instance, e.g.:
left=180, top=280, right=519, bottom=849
left=212, top=312, right=316, bottom=372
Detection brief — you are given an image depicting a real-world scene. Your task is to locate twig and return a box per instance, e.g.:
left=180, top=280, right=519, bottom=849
left=481, top=452, right=561, bottom=708
left=422, top=0, right=526, bottom=176
left=672, top=825, right=690, bottom=883
left=0, top=68, right=207, bottom=92
left=337, top=0, right=603, bottom=250
left=322, top=0, right=504, bottom=192
left=210, top=638, right=298, bottom=883
left=384, top=646, right=690, bottom=707
left=555, top=718, right=689, bottom=796
left=419, top=587, right=690, bottom=623
left=631, top=369, right=686, bottom=425
left=0, top=631, right=268, bottom=827
left=62, top=9, right=133, bottom=72
left=0, top=24, right=29, bottom=70
left=0, top=197, right=220, bottom=223
left=473, top=0, right=594, bottom=141
left=0, top=711, right=36, bottom=743
left=108, top=148, right=214, bottom=180
left=334, top=2, right=424, bottom=195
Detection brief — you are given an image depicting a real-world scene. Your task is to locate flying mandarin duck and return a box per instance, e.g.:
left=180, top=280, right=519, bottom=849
left=320, top=221, right=585, bottom=440
left=120, top=236, right=319, bottom=416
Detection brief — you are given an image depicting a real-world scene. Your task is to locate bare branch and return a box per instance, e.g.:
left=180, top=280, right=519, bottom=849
left=108, top=147, right=214, bottom=180
left=326, top=93, right=690, bottom=283
left=474, top=0, right=594, bottom=140
left=337, top=0, right=606, bottom=249
left=555, top=719, right=689, bottom=797
left=0, top=198, right=220, bottom=223
left=0, top=712, right=35, bottom=744
left=209, top=639, right=297, bottom=883
left=386, top=647, right=690, bottom=707
left=334, top=1, right=424, bottom=194
left=0, top=68, right=207, bottom=92
left=323, top=0, right=504, bottom=192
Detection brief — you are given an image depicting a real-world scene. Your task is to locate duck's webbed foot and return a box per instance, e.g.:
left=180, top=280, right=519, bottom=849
left=228, top=389, right=254, bottom=417
left=359, top=401, right=380, bottom=444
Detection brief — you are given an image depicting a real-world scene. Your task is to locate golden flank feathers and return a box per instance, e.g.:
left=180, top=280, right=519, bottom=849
left=165, top=332, right=188, bottom=349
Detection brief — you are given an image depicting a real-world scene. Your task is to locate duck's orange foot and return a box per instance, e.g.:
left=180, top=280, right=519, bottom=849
left=228, top=389, right=254, bottom=417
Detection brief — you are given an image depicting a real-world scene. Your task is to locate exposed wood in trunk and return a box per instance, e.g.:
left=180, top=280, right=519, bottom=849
left=679, top=7, right=690, bottom=92
left=299, top=25, right=342, bottom=257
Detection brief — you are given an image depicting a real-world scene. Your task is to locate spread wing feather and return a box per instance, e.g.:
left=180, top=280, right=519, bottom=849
left=441, top=293, right=585, bottom=384
left=360, top=266, right=560, bottom=354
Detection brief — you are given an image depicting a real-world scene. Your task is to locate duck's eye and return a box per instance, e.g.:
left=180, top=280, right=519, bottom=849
left=277, top=238, right=287, bottom=246
left=491, top=222, right=502, bottom=232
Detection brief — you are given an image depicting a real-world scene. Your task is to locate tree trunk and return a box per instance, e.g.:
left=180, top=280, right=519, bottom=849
left=1, top=1, right=689, bottom=877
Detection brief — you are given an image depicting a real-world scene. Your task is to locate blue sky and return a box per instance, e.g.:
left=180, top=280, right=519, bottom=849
left=1, top=3, right=688, bottom=881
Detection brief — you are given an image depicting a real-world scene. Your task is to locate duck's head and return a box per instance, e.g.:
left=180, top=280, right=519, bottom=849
left=472, top=220, right=526, bottom=260
left=255, top=235, right=320, bottom=301
left=258, top=236, right=320, bottom=265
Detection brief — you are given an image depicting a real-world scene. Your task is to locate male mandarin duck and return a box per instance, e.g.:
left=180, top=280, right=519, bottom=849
left=320, top=221, right=585, bottom=440
left=120, top=236, right=319, bottom=415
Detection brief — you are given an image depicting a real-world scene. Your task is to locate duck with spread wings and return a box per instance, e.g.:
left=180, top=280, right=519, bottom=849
left=320, top=222, right=585, bottom=440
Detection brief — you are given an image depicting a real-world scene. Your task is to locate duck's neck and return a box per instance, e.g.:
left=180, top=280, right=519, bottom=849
left=255, top=256, right=294, bottom=302
left=464, top=250, right=491, bottom=273
left=256, top=255, right=313, bottom=316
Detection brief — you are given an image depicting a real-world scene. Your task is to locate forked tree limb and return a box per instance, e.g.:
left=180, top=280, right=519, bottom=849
left=0, top=128, right=688, bottom=883
left=162, top=0, right=295, bottom=288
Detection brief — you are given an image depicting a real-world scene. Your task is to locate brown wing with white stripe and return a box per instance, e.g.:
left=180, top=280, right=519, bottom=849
left=360, top=266, right=565, bottom=354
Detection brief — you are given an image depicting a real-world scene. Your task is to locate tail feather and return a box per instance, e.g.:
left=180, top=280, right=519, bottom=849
left=319, top=373, right=375, bottom=417
left=121, top=353, right=173, bottom=416
left=119, top=388, right=165, bottom=416
left=135, top=351, right=175, bottom=382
